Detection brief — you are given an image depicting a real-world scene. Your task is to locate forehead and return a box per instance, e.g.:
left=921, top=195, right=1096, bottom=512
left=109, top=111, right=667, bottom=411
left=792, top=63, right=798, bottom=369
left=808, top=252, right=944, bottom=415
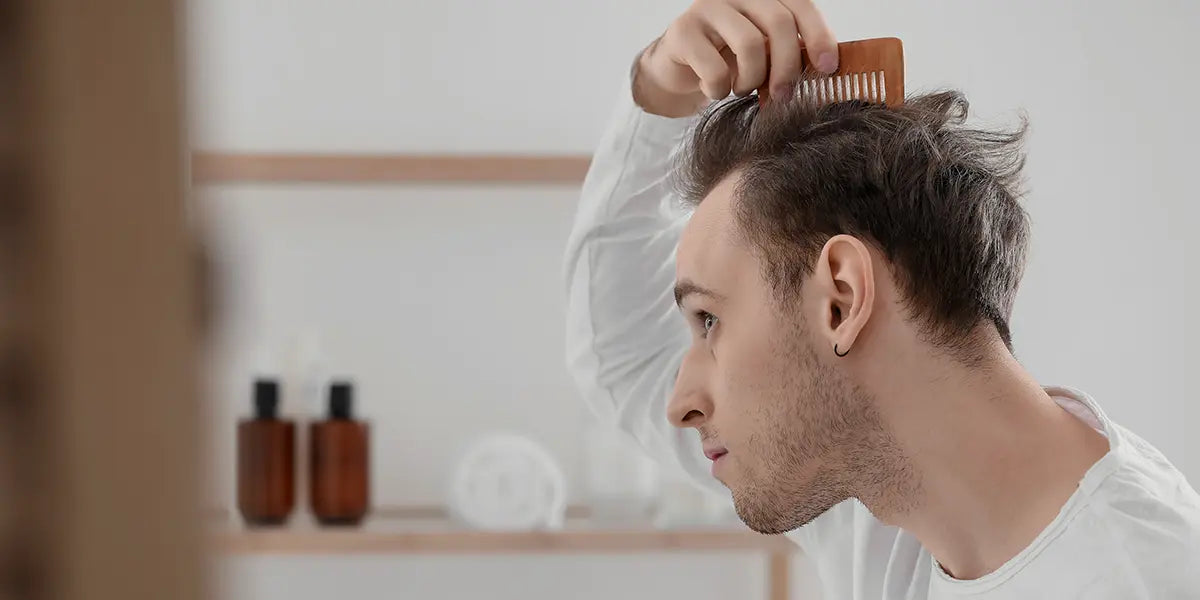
left=677, top=175, right=750, bottom=284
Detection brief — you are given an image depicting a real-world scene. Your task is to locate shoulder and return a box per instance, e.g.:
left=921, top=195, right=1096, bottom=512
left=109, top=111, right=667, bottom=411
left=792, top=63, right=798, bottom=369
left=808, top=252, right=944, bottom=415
left=1046, top=386, right=1200, bottom=537
left=1070, top=425, right=1200, bottom=590
left=1093, top=424, right=1200, bottom=537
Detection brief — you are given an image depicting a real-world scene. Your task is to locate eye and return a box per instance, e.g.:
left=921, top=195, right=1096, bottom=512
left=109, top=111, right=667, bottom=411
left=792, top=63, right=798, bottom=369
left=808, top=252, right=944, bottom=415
left=696, top=311, right=718, bottom=338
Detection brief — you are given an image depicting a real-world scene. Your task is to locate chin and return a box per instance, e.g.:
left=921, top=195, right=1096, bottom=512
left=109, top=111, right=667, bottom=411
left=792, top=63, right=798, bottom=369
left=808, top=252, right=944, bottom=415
left=733, top=501, right=798, bottom=535
left=730, top=491, right=794, bottom=534
left=731, top=484, right=839, bottom=535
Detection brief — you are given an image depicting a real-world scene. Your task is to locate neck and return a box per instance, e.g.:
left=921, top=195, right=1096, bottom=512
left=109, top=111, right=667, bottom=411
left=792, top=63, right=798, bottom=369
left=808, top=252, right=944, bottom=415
left=854, top=336, right=1110, bottom=580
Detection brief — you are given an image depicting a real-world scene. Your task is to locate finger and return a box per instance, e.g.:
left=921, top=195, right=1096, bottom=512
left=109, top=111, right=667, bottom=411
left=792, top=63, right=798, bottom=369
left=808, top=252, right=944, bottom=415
left=701, top=3, right=768, bottom=96
left=678, top=35, right=733, bottom=100
left=720, top=47, right=742, bottom=96
left=734, top=0, right=803, bottom=96
left=778, top=0, right=838, bottom=73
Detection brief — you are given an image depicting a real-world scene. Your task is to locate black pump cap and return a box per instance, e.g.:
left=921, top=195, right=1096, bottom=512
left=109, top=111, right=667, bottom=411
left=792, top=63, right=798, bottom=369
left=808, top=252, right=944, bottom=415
left=329, top=381, right=353, bottom=420
left=253, top=379, right=279, bottom=419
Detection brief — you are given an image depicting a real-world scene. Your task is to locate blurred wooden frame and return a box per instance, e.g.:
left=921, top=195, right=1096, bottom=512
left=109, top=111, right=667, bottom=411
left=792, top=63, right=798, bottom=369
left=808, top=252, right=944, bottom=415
left=5, top=1, right=204, bottom=599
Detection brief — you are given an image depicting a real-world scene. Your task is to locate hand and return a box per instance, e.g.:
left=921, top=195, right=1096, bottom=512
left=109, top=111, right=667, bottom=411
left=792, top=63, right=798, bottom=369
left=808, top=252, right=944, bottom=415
left=632, top=0, right=837, bottom=117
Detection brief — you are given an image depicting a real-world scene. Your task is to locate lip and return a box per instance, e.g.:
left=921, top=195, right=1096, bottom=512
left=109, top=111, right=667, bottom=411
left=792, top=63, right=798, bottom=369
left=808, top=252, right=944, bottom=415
left=706, top=447, right=728, bottom=478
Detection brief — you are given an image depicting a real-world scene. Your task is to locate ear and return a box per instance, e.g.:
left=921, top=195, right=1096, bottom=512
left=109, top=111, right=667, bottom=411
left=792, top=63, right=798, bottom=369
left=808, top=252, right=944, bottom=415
left=810, top=234, right=875, bottom=356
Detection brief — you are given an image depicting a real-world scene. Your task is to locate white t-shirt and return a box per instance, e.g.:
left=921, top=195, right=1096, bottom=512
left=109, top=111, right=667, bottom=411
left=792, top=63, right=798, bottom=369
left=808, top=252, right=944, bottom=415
left=562, top=71, right=1200, bottom=599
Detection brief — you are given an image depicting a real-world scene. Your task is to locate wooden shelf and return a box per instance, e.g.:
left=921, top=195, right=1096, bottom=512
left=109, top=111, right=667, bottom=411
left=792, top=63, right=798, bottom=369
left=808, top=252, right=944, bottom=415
left=213, top=523, right=799, bottom=600
left=214, top=527, right=797, bottom=555
left=190, top=153, right=593, bottom=185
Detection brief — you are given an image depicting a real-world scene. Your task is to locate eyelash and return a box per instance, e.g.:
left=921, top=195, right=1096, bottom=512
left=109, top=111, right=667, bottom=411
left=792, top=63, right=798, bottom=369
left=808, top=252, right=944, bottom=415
left=693, top=310, right=717, bottom=339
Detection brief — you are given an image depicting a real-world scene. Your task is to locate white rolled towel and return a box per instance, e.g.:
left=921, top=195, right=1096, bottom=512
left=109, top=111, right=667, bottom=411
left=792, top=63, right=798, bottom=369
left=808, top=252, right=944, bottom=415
left=447, top=433, right=566, bottom=531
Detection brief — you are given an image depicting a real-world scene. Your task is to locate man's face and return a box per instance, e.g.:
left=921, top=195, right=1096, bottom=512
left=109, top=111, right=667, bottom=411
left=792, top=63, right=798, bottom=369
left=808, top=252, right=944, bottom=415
left=669, top=175, right=885, bottom=534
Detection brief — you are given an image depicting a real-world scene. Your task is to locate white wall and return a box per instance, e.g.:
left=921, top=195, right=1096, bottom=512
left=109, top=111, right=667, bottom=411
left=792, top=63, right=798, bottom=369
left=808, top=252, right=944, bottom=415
left=189, top=0, right=1200, bottom=598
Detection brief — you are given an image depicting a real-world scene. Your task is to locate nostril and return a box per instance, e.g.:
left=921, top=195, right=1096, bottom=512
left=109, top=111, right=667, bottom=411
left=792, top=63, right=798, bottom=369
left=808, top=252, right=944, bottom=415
left=682, top=410, right=704, bottom=424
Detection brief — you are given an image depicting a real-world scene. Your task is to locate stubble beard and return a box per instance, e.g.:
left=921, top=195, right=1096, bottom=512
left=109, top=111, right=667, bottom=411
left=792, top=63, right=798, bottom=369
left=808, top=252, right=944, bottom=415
left=731, top=319, right=921, bottom=534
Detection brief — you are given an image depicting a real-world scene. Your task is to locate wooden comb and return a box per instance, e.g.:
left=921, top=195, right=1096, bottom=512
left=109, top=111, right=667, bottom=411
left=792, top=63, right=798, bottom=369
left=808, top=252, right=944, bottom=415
left=759, top=37, right=904, bottom=107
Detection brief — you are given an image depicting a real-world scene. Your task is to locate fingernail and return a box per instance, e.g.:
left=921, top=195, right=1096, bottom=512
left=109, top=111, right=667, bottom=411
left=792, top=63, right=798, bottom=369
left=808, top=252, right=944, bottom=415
left=817, top=52, right=838, bottom=73
left=771, top=84, right=791, bottom=100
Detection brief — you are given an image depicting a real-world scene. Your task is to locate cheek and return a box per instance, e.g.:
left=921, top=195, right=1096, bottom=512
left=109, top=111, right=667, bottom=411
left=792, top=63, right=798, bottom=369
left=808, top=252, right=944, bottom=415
left=715, top=330, right=795, bottom=438
left=720, top=319, right=792, bottom=395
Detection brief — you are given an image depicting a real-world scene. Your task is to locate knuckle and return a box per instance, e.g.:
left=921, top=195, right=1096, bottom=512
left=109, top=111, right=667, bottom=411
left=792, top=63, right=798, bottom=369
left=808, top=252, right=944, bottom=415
left=664, top=16, right=704, bottom=52
left=689, top=0, right=718, bottom=17
left=670, top=12, right=700, bottom=36
left=765, top=7, right=794, bottom=31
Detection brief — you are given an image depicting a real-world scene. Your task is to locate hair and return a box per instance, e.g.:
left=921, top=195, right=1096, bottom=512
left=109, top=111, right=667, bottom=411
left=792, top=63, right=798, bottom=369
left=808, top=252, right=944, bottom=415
left=674, top=83, right=1031, bottom=359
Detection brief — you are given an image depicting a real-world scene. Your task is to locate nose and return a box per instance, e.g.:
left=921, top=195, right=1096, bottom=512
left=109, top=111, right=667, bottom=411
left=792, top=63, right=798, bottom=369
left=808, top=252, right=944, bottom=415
left=667, top=345, right=714, bottom=429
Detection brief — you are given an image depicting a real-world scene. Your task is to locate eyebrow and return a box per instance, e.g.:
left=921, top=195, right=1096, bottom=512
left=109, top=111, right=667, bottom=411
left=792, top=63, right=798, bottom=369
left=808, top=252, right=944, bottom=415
left=673, top=279, right=726, bottom=309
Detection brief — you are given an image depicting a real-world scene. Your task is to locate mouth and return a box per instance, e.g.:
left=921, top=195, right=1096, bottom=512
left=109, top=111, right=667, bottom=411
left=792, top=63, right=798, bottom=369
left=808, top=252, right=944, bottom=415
left=705, top=447, right=728, bottom=479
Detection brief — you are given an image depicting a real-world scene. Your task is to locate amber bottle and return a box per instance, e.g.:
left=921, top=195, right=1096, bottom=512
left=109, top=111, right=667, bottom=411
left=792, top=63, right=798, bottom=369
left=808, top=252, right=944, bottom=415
left=237, top=379, right=296, bottom=526
left=309, top=381, right=370, bottom=525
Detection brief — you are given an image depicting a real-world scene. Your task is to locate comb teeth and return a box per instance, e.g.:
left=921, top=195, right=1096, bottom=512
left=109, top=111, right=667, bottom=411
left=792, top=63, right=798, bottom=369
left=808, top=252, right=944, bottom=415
left=757, top=38, right=904, bottom=107
left=799, top=71, right=888, bottom=104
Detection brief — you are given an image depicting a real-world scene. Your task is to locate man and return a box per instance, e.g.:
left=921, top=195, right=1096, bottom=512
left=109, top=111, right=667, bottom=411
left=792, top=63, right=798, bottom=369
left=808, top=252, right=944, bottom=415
left=563, top=0, right=1200, bottom=597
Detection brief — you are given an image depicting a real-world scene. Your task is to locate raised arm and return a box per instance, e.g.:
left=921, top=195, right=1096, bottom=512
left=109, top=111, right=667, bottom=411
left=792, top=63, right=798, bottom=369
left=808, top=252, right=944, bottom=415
left=564, top=0, right=842, bottom=494
left=562, top=62, right=718, bottom=489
